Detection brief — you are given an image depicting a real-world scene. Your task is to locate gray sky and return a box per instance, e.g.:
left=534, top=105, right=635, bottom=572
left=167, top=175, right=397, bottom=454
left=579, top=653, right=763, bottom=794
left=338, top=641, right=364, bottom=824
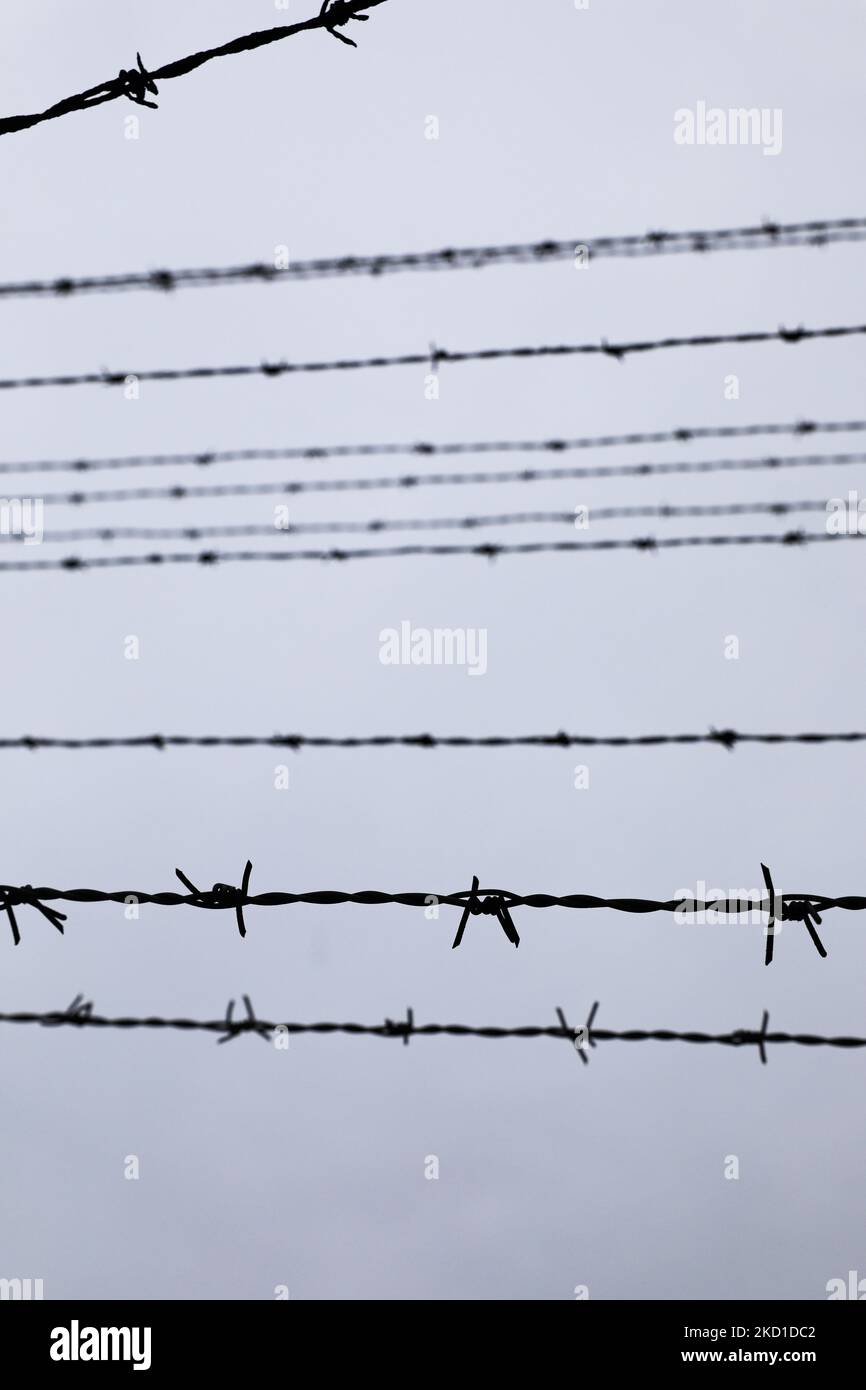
left=0, top=0, right=864, bottom=1300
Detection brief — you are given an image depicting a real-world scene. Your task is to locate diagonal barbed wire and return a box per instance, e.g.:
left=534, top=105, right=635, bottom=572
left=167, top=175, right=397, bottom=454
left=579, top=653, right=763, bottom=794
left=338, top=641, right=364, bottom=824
left=0, top=2, right=391, bottom=138
left=8, top=499, right=850, bottom=547
left=0, top=861, right=855, bottom=963
left=1, top=322, right=865, bottom=393
left=0, top=530, right=862, bottom=574
left=2, top=217, right=866, bottom=296
left=3, top=416, right=864, bottom=477
left=4, top=728, right=866, bottom=753
left=16, top=448, right=866, bottom=508
left=0, top=996, right=862, bottom=1064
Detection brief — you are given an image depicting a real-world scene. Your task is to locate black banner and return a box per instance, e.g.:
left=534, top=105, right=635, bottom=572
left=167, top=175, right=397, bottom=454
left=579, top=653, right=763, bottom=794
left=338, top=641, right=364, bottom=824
left=0, top=1298, right=861, bottom=1374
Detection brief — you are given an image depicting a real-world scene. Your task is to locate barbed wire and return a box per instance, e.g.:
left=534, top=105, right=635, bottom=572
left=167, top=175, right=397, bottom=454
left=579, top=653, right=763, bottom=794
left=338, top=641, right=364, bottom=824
left=2, top=322, right=864, bottom=394
left=0, top=996, right=862, bottom=1063
left=4, top=415, right=863, bottom=478
left=0, top=861, right=855, bottom=963
left=9, top=499, right=847, bottom=547
left=19, top=449, right=866, bottom=507
left=0, top=530, right=861, bottom=574
left=3, top=218, right=866, bottom=297
left=0, top=2, right=390, bottom=138
left=4, top=728, right=866, bottom=753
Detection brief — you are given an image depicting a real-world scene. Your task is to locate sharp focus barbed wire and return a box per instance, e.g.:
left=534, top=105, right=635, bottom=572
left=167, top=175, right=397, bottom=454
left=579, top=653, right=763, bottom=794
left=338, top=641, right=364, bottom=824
left=16, top=449, right=866, bottom=507
left=0, top=997, right=863, bottom=1063
left=2, top=217, right=866, bottom=296
left=4, top=728, right=866, bottom=753
left=0, top=530, right=862, bottom=573
left=0, top=2, right=391, bottom=138
left=1, top=322, right=864, bottom=393
left=0, top=860, right=855, bottom=963
left=9, top=499, right=850, bottom=547
left=3, top=416, right=864, bottom=477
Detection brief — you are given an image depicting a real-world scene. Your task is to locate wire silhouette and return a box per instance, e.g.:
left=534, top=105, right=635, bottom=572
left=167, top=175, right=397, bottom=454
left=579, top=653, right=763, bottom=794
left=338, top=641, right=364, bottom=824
left=0, top=531, right=862, bottom=574
left=2, top=323, right=865, bottom=394
left=175, top=862, right=254, bottom=938
left=0, top=997, right=862, bottom=1063
left=4, top=728, right=866, bottom=754
left=453, top=876, right=521, bottom=947
left=0, top=861, right=857, bottom=963
left=4, top=416, right=863, bottom=477
left=10, top=499, right=850, bottom=547
left=3, top=217, right=866, bottom=296
left=21, top=449, right=866, bottom=508
left=0, top=887, right=66, bottom=947
left=0, top=2, right=390, bottom=138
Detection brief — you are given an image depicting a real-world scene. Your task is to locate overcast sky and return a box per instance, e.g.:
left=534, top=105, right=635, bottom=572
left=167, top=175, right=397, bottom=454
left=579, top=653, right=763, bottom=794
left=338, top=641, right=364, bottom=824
left=0, top=0, right=864, bottom=1300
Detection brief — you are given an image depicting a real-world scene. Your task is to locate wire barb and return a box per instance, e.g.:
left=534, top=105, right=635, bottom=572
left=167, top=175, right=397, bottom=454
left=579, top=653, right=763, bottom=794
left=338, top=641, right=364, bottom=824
left=782, top=898, right=827, bottom=958
left=763, top=863, right=827, bottom=964
left=383, top=1007, right=414, bottom=1045
left=554, top=1006, right=580, bottom=1059
left=584, top=1000, right=600, bottom=1053
left=41, top=994, right=94, bottom=1027
left=217, top=994, right=272, bottom=1044
left=117, top=53, right=159, bottom=109
left=320, top=0, right=369, bottom=45
left=0, top=884, right=67, bottom=946
left=730, top=1010, right=772, bottom=1063
left=761, top=863, right=777, bottom=966
left=174, top=860, right=253, bottom=938
left=451, top=877, right=521, bottom=949
left=554, top=1003, right=597, bottom=1064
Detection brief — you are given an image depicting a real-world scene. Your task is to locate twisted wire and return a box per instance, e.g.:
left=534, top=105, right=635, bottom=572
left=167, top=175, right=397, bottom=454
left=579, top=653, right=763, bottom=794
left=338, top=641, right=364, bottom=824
left=8, top=498, right=850, bottom=547
left=2, top=217, right=866, bottom=295
left=0, top=998, right=862, bottom=1063
left=4, top=415, right=864, bottom=477
left=1, top=322, right=864, bottom=393
left=3, top=728, right=866, bottom=752
left=15, top=448, right=866, bottom=506
left=0, top=3, right=390, bottom=137
left=0, top=530, right=861, bottom=573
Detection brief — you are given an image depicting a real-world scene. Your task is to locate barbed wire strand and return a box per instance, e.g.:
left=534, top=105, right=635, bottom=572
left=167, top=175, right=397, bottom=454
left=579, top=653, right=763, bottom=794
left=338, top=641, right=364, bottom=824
left=2, top=322, right=865, bottom=393
left=5, top=418, right=866, bottom=476
left=0, top=2, right=391, bottom=138
left=15, top=451, right=866, bottom=508
left=0, top=530, right=862, bottom=573
left=3, top=218, right=866, bottom=296
left=0, top=861, right=852, bottom=964
left=0, top=997, right=862, bottom=1062
left=10, top=499, right=851, bottom=547
left=4, top=728, right=866, bottom=753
